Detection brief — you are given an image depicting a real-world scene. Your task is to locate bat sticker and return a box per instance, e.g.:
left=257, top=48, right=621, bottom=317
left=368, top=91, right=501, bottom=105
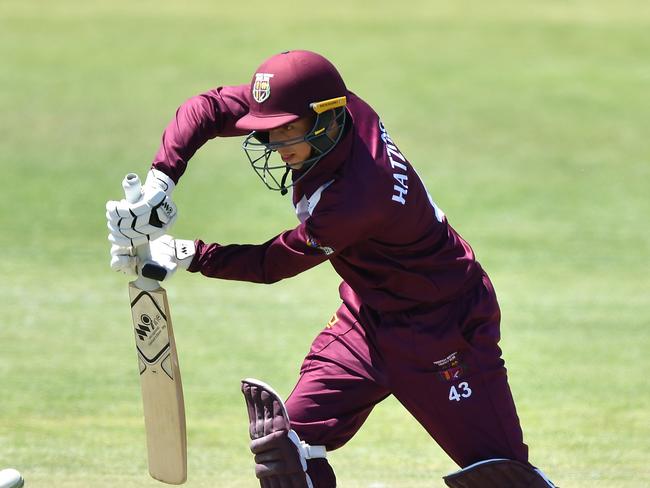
left=130, top=291, right=171, bottom=365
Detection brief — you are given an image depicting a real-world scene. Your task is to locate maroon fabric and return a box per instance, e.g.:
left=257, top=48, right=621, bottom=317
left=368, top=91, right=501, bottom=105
left=152, top=84, right=250, bottom=183
left=169, top=89, right=481, bottom=312
left=285, top=274, right=528, bottom=467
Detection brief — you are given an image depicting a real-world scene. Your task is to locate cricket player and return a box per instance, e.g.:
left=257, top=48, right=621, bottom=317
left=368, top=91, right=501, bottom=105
left=107, top=50, right=557, bottom=487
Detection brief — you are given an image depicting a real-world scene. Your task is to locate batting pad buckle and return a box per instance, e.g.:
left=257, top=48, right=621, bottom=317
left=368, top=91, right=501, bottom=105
left=293, top=432, right=326, bottom=460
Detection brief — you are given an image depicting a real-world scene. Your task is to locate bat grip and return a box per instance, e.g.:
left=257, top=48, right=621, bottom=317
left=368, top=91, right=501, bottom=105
left=123, top=173, right=143, bottom=205
left=122, top=173, right=159, bottom=291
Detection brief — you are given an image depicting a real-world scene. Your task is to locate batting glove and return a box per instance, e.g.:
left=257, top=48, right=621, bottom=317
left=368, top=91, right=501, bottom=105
left=110, top=243, right=137, bottom=276
left=106, top=168, right=178, bottom=247
left=110, top=234, right=196, bottom=281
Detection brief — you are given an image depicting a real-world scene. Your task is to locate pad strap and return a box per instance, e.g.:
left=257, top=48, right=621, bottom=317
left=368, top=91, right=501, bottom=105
left=292, top=432, right=326, bottom=460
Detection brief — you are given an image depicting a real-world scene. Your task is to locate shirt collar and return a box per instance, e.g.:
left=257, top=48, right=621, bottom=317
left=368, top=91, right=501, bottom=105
left=292, top=113, right=353, bottom=202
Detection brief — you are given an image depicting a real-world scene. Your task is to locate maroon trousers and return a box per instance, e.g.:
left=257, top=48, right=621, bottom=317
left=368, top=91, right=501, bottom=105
left=286, top=274, right=528, bottom=481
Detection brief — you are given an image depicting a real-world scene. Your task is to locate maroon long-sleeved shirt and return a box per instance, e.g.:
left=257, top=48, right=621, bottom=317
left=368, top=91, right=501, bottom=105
left=152, top=85, right=482, bottom=312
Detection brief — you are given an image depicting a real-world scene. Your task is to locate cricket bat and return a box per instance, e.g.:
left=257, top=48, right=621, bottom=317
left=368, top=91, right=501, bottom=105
left=122, top=173, right=187, bottom=485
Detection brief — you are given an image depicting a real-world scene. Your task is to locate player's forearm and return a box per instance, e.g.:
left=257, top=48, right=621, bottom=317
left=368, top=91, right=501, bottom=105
left=152, top=85, right=250, bottom=183
left=188, top=230, right=329, bottom=284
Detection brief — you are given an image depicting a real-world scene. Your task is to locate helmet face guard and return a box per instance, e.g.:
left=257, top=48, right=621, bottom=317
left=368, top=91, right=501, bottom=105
left=242, top=97, right=347, bottom=195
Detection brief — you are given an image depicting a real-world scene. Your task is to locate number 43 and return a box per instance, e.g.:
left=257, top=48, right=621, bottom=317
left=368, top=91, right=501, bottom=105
left=449, top=382, right=472, bottom=402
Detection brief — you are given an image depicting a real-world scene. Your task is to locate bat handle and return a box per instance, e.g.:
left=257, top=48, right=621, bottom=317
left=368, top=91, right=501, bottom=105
left=122, top=173, right=159, bottom=291
left=122, top=172, right=143, bottom=205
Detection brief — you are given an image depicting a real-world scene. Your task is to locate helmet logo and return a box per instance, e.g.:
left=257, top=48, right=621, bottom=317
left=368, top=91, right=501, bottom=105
left=252, top=73, right=274, bottom=103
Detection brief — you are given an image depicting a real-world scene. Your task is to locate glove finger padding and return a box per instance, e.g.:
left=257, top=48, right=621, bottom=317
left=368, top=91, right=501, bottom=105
left=110, top=244, right=136, bottom=275
left=105, top=190, right=167, bottom=220
left=106, top=200, right=172, bottom=247
left=108, top=222, right=165, bottom=244
left=108, top=191, right=176, bottom=225
left=107, top=212, right=170, bottom=237
left=107, top=231, right=154, bottom=248
left=105, top=198, right=132, bottom=220
left=105, top=171, right=177, bottom=247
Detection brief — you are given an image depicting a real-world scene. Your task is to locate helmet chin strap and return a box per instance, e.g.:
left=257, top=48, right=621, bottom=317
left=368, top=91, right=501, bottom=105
left=279, top=166, right=291, bottom=196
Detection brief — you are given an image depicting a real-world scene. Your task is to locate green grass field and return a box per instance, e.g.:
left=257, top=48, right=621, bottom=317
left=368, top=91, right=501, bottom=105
left=1, top=0, right=649, bottom=486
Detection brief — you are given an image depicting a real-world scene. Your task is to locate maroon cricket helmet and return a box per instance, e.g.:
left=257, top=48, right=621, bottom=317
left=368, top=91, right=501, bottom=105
left=235, top=50, right=347, bottom=131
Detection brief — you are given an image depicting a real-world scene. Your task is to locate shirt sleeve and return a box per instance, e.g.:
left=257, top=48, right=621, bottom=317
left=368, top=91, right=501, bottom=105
left=151, top=84, right=250, bottom=183
left=186, top=183, right=382, bottom=283
left=187, top=224, right=331, bottom=283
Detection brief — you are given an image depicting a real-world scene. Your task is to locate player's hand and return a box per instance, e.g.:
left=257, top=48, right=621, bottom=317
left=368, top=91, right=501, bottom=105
left=142, top=234, right=196, bottom=281
left=110, top=235, right=196, bottom=281
left=110, top=243, right=137, bottom=276
left=106, top=169, right=177, bottom=247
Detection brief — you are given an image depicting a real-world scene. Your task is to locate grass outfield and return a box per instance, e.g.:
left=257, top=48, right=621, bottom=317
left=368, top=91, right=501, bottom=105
left=1, top=0, right=649, bottom=486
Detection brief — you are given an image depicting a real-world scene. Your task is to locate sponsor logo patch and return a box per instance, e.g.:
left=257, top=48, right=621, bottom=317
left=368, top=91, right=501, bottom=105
left=325, top=313, right=339, bottom=329
left=252, top=73, right=274, bottom=103
left=160, top=200, right=175, bottom=218
left=433, top=351, right=466, bottom=382
left=306, top=234, right=334, bottom=255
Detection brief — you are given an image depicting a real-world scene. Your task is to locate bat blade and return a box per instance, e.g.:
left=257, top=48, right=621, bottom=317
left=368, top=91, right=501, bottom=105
left=129, top=282, right=187, bottom=485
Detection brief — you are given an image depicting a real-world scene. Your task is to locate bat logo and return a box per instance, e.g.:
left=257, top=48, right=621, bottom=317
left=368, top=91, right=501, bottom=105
left=136, top=313, right=154, bottom=341
left=131, top=291, right=170, bottom=364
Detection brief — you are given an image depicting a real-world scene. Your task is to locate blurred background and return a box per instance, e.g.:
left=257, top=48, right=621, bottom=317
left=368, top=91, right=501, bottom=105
left=0, top=0, right=648, bottom=486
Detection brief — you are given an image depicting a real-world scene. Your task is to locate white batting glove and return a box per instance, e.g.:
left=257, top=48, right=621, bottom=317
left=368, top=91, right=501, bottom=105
left=106, top=169, right=178, bottom=247
left=110, top=244, right=137, bottom=276
left=110, top=235, right=196, bottom=281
